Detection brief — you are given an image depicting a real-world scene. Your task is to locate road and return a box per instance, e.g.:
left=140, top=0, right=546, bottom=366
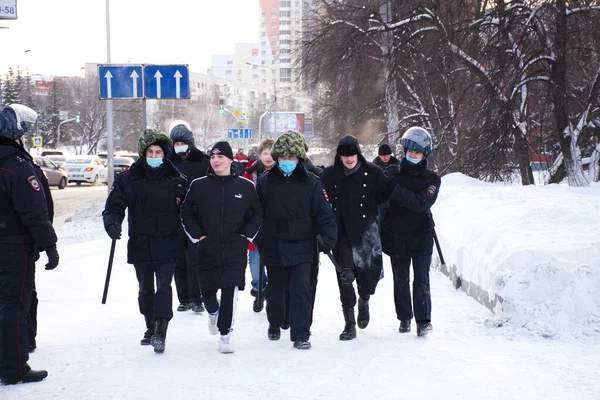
left=51, top=184, right=109, bottom=226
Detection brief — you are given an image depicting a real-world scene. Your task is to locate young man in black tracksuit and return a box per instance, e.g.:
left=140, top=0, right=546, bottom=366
left=168, top=121, right=210, bottom=314
left=181, top=141, right=262, bottom=353
left=257, top=131, right=337, bottom=350
left=0, top=104, right=59, bottom=385
left=321, top=135, right=390, bottom=341
left=381, top=127, right=441, bottom=337
left=103, top=130, right=187, bottom=353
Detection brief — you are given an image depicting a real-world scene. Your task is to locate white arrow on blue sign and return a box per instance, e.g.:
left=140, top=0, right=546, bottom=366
left=144, top=65, right=189, bottom=99
left=227, top=128, right=253, bottom=139
left=98, top=65, right=143, bottom=99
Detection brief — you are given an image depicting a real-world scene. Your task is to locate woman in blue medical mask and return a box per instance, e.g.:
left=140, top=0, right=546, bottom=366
left=103, top=129, right=187, bottom=354
left=381, top=126, right=441, bottom=338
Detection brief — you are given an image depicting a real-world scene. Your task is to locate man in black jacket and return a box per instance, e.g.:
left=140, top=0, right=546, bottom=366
left=168, top=120, right=210, bottom=314
left=321, top=135, right=390, bottom=340
left=181, top=141, right=262, bottom=353
left=257, top=131, right=337, bottom=350
left=382, top=127, right=441, bottom=337
left=103, top=129, right=187, bottom=353
left=373, top=143, right=399, bottom=175
left=0, top=104, right=58, bottom=385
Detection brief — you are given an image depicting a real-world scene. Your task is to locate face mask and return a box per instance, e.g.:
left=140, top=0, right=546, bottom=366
left=406, top=155, right=422, bottom=165
left=174, top=145, right=189, bottom=155
left=279, top=160, right=297, bottom=176
left=146, top=157, right=163, bottom=168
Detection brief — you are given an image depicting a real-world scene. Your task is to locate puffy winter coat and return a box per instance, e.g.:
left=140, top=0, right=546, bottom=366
left=0, top=138, right=56, bottom=249
left=257, top=164, right=337, bottom=267
left=103, top=158, right=187, bottom=264
left=180, top=167, right=262, bottom=291
left=381, top=158, right=441, bottom=258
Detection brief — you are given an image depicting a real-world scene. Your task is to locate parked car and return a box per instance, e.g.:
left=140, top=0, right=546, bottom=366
left=114, top=156, right=135, bottom=176
left=63, top=156, right=108, bottom=186
left=45, top=155, right=68, bottom=168
left=41, top=149, right=70, bottom=157
left=33, top=156, right=69, bottom=189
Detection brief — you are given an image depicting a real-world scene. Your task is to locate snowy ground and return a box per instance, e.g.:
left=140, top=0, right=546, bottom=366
left=3, top=177, right=600, bottom=399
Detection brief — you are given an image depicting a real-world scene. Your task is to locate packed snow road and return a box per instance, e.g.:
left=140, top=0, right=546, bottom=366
left=3, top=203, right=598, bottom=399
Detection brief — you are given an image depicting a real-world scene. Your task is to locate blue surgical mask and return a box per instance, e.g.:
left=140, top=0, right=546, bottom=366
left=406, top=155, right=422, bottom=165
left=279, top=160, right=297, bottom=176
left=146, top=157, right=163, bottom=168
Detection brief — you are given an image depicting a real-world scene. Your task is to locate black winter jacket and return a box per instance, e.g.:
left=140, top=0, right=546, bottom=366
left=169, top=147, right=210, bottom=182
left=373, top=155, right=399, bottom=176
left=181, top=167, right=262, bottom=291
left=381, top=158, right=441, bottom=258
left=0, top=138, right=56, bottom=249
left=103, top=158, right=187, bottom=264
left=257, top=164, right=337, bottom=267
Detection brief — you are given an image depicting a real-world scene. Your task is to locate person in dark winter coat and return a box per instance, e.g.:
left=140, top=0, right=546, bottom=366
left=103, top=129, right=187, bottom=353
left=257, top=131, right=337, bottom=350
left=181, top=141, right=262, bottom=353
left=321, top=135, right=390, bottom=340
left=373, top=143, right=399, bottom=175
left=0, top=104, right=58, bottom=385
left=168, top=120, right=210, bottom=314
left=381, top=126, right=441, bottom=337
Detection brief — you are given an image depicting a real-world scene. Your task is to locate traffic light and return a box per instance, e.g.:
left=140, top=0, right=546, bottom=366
left=218, top=106, right=224, bottom=115
left=218, top=98, right=225, bottom=115
left=75, top=115, right=80, bottom=123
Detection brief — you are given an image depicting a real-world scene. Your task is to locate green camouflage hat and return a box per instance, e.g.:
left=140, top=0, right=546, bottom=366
left=271, top=130, right=307, bottom=160
left=138, top=129, right=173, bottom=158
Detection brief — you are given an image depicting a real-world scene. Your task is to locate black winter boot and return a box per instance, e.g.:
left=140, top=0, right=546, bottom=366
left=141, top=316, right=153, bottom=346
left=357, top=297, right=370, bottom=329
left=267, top=325, right=281, bottom=341
left=339, top=307, right=357, bottom=341
left=417, top=322, right=432, bottom=337
left=399, top=320, right=411, bottom=333
left=151, top=319, right=169, bottom=353
left=1, top=369, right=48, bottom=385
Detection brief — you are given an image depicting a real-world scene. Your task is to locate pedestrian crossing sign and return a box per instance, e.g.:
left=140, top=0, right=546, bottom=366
left=32, top=136, right=43, bottom=147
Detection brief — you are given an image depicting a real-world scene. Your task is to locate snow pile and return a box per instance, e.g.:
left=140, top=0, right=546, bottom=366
left=433, top=173, right=600, bottom=340
left=56, top=202, right=110, bottom=246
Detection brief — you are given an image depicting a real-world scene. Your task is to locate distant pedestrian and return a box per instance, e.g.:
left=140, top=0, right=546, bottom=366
left=233, top=148, right=248, bottom=175
left=381, top=127, right=441, bottom=337
left=373, top=144, right=399, bottom=175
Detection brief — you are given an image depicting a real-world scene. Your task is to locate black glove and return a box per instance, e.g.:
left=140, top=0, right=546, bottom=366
left=45, top=245, right=60, bottom=270
left=107, top=223, right=122, bottom=240
left=340, top=268, right=355, bottom=285
left=316, top=235, right=332, bottom=254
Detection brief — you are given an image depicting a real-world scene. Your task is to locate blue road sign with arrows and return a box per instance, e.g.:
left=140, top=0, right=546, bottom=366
left=98, top=65, right=143, bottom=99
left=144, top=65, right=189, bottom=99
left=227, top=128, right=253, bottom=139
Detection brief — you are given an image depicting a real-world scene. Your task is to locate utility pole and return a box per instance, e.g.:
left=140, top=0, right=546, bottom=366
left=105, top=0, right=115, bottom=190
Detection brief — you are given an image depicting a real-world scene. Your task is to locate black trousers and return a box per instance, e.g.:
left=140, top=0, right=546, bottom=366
left=334, top=235, right=371, bottom=309
left=203, top=286, right=238, bottom=335
left=174, top=240, right=202, bottom=304
left=266, top=263, right=312, bottom=342
left=0, top=244, right=36, bottom=378
left=133, top=262, right=176, bottom=322
left=391, top=254, right=432, bottom=323
left=27, top=278, right=38, bottom=349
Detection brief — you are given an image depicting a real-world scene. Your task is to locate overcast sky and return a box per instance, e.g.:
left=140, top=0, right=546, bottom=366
left=0, top=0, right=259, bottom=77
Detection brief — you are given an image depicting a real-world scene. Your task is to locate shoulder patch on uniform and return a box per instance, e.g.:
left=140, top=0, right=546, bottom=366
left=322, top=188, right=330, bottom=202
left=27, top=176, right=41, bottom=191
left=426, top=185, right=437, bottom=197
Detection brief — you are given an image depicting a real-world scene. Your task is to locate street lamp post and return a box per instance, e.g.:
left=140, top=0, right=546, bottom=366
left=246, top=62, right=277, bottom=139
left=56, top=117, right=78, bottom=149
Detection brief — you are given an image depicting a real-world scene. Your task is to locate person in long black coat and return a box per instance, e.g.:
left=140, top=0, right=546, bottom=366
left=168, top=120, right=210, bottom=313
left=257, top=131, right=337, bottom=350
left=103, top=129, right=187, bottom=353
left=0, top=104, right=58, bottom=385
left=321, top=135, right=390, bottom=341
left=181, top=141, right=262, bottom=354
left=381, top=127, right=441, bottom=337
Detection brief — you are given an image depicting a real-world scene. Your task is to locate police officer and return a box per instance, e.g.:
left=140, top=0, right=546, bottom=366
left=0, top=104, right=59, bottom=385
left=382, top=127, right=441, bottom=337
left=257, top=131, right=337, bottom=350
left=321, top=135, right=389, bottom=341
left=168, top=120, right=210, bottom=313
left=103, top=129, right=187, bottom=353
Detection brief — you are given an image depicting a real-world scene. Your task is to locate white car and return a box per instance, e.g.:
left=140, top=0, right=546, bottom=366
left=63, top=156, right=108, bottom=186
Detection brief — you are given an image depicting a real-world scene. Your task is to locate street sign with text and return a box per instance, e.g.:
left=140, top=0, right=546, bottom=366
left=98, top=65, right=143, bottom=99
left=0, top=1, right=17, bottom=20
left=144, top=65, right=189, bottom=99
left=227, top=128, right=252, bottom=139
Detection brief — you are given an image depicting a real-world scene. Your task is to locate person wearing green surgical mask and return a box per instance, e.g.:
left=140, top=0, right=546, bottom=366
left=103, top=129, right=188, bottom=354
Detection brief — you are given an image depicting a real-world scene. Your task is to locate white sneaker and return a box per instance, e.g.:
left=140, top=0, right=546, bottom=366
left=218, top=332, right=234, bottom=354
left=208, top=311, right=219, bottom=335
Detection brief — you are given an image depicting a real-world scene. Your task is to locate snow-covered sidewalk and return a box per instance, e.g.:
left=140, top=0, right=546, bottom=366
left=3, top=199, right=600, bottom=399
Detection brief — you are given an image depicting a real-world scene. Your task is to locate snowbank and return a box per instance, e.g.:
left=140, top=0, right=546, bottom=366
left=433, top=173, right=600, bottom=340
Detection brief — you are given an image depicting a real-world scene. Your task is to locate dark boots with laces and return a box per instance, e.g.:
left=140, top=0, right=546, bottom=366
left=339, top=307, right=357, bottom=341
left=150, top=318, right=169, bottom=353
left=357, top=297, right=370, bottom=329
left=141, top=316, right=153, bottom=345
